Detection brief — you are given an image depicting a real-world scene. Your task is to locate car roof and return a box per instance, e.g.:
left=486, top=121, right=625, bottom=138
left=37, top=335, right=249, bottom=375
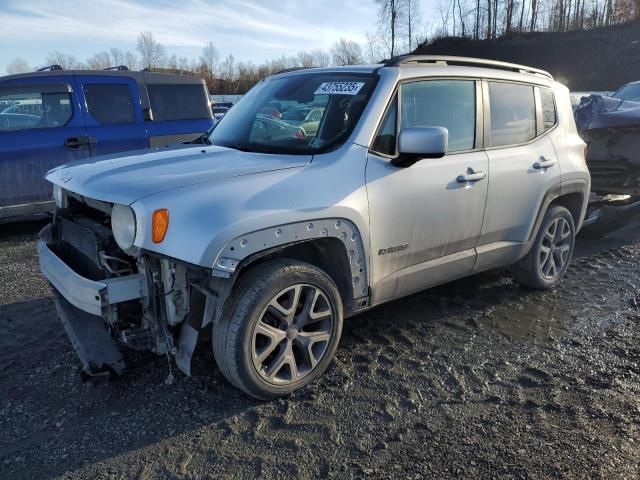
left=274, top=55, right=554, bottom=85
left=0, top=69, right=207, bottom=86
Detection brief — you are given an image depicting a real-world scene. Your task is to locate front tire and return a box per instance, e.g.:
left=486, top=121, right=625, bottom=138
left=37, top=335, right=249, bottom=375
left=510, top=205, right=576, bottom=289
left=213, top=259, right=343, bottom=400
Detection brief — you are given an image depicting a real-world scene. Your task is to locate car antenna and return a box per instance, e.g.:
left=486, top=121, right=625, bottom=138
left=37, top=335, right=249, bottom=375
left=36, top=65, right=63, bottom=72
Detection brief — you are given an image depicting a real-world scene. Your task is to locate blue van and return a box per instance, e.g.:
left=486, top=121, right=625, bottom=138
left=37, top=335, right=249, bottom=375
left=0, top=67, right=215, bottom=220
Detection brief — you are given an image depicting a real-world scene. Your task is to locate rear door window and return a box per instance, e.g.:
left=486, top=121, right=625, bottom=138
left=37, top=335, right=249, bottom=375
left=488, top=82, right=536, bottom=147
left=147, top=84, right=212, bottom=121
left=83, top=84, right=136, bottom=124
left=0, top=84, right=72, bottom=131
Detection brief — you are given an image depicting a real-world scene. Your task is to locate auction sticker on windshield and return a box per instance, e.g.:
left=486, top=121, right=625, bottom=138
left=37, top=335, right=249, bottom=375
left=314, top=82, right=365, bottom=95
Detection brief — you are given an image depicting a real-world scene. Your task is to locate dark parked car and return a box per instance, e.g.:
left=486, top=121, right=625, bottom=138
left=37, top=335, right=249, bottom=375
left=0, top=68, right=215, bottom=220
left=212, top=106, right=229, bottom=120
left=574, top=81, right=640, bottom=197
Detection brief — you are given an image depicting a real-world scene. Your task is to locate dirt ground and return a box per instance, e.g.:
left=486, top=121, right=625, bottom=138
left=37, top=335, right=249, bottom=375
left=1, top=219, right=639, bottom=480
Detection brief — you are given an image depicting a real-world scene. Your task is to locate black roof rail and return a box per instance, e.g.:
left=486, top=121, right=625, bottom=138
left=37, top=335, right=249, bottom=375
left=36, top=64, right=63, bottom=72
left=104, top=65, right=129, bottom=71
left=274, top=66, right=318, bottom=75
left=384, top=55, right=553, bottom=79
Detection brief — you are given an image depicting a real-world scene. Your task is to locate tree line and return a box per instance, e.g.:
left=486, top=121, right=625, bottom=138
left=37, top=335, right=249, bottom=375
left=5, top=31, right=364, bottom=95
left=5, top=0, right=639, bottom=94
left=425, top=0, right=639, bottom=40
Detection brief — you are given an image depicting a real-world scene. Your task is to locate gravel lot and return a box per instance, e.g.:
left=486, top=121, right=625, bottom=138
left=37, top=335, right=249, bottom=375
left=1, top=219, right=639, bottom=479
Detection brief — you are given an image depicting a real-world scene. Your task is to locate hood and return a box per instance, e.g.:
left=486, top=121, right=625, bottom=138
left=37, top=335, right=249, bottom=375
left=46, top=145, right=312, bottom=205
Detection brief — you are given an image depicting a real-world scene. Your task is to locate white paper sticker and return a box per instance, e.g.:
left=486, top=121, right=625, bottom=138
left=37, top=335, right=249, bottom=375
left=314, top=82, right=365, bottom=96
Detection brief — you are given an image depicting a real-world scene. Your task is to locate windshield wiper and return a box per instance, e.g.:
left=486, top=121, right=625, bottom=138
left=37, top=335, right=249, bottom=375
left=225, top=143, right=258, bottom=153
left=183, top=135, right=212, bottom=145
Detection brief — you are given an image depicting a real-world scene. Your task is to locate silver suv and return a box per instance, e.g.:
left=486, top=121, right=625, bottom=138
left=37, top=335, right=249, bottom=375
left=39, top=56, right=590, bottom=399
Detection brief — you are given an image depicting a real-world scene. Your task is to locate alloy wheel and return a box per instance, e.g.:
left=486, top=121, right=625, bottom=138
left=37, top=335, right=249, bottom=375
left=539, top=217, right=572, bottom=280
left=251, top=284, right=334, bottom=385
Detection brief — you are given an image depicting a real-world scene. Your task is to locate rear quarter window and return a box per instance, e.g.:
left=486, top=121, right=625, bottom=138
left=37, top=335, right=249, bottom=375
left=147, top=84, right=212, bottom=121
left=539, top=87, right=557, bottom=132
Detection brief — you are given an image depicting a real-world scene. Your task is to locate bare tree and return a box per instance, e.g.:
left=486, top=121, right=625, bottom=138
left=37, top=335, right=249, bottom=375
left=310, top=49, right=331, bottom=67
left=530, top=0, right=539, bottom=30
left=219, top=54, right=237, bottom=92
left=199, top=41, right=219, bottom=82
left=124, top=52, right=139, bottom=71
left=136, top=31, right=166, bottom=70
left=296, top=51, right=315, bottom=68
left=45, top=51, right=82, bottom=69
left=405, top=0, right=421, bottom=51
left=330, top=38, right=364, bottom=65
left=167, top=54, right=179, bottom=70
left=110, top=48, right=125, bottom=66
left=6, top=58, right=31, bottom=74
left=519, top=0, right=528, bottom=30
left=86, top=51, right=111, bottom=70
left=376, top=0, right=404, bottom=57
left=436, top=0, right=452, bottom=37
left=178, top=56, right=191, bottom=72
left=365, top=31, right=385, bottom=63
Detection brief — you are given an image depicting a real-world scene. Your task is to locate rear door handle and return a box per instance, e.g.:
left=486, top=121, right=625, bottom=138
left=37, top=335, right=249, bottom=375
left=457, top=168, right=487, bottom=183
left=533, top=157, right=557, bottom=169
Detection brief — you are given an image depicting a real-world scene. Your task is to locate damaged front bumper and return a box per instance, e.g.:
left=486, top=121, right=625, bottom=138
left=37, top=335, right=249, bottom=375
left=39, top=230, right=147, bottom=317
left=39, top=219, right=224, bottom=380
left=39, top=224, right=149, bottom=376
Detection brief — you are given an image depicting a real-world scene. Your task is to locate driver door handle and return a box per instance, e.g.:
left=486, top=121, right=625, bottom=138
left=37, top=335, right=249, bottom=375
left=64, top=136, right=95, bottom=150
left=457, top=168, right=487, bottom=183
left=533, top=157, right=557, bottom=169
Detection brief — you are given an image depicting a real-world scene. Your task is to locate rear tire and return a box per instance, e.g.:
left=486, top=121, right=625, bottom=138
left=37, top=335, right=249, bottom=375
left=213, top=259, right=343, bottom=400
left=510, top=205, right=576, bottom=289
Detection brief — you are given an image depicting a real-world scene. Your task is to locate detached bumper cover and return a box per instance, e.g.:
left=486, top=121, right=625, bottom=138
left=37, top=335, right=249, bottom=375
left=38, top=239, right=147, bottom=317
left=54, top=292, right=126, bottom=375
left=38, top=228, right=148, bottom=375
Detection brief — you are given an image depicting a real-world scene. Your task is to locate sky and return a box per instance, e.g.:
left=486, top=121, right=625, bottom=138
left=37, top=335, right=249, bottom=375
left=0, top=0, right=437, bottom=75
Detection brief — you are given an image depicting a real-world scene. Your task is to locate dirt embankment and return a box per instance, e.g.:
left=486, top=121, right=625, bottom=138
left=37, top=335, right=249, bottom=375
left=414, top=21, right=640, bottom=91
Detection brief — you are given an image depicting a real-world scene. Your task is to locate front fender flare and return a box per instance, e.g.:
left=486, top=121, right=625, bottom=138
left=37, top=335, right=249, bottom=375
left=211, top=218, right=368, bottom=300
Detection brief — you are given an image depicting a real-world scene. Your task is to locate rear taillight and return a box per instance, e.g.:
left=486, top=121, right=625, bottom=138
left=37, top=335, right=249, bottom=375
left=294, top=129, right=305, bottom=140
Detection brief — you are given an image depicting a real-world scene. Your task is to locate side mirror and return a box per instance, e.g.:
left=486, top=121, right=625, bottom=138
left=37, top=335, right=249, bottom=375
left=392, top=127, right=448, bottom=167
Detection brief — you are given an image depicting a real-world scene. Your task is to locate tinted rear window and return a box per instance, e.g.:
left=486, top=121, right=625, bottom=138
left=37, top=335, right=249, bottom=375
left=147, top=84, right=212, bottom=121
left=84, top=84, right=136, bottom=125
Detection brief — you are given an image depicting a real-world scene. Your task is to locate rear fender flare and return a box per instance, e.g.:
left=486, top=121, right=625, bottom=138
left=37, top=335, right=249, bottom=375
left=526, top=179, right=589, bottom=248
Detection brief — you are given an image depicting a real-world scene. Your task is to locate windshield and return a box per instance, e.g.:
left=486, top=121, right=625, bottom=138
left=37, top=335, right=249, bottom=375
left=208, top=72, right=377, bottom=154
left=613, top=83, right=640, bottom=102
